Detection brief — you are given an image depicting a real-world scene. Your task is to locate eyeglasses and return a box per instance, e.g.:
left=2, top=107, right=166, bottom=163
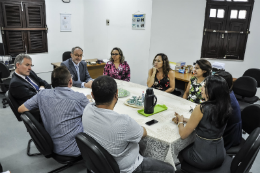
left=111, top=53, right=119, bottom=56
left=73, top=54, right=83, bottom=58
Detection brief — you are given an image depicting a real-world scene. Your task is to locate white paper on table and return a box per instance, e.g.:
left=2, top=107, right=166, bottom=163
left=103, top=59, right=109, bottom=63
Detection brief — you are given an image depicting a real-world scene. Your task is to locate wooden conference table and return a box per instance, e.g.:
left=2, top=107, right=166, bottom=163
left=72, top=79, right=197, bottom=170
left=51, top=59, right=106, bottom=79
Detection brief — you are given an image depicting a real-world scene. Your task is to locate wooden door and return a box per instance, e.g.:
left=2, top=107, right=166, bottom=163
left=224, top=6, right=252, bottom=60
left=201, top=0, right=254, bottom=60
left=202, top=5, right=228, bottom=58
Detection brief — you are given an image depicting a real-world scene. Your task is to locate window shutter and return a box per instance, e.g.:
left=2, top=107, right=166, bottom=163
left=2, top=2, right=23, bottom=28
left=0, top=0, right=47, bottom=55
left=24, top=2, right=47, bottom=53
left=24, top=2, right=44, bottom=27
left=27, top=31, right=47, bottom=53
left=5, top=31, right=26, bottom=53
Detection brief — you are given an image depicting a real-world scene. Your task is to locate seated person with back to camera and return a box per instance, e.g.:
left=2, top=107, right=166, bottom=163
left=147, top=53, right=175, bottom=93
left=183, top=59, right=212, bottom=104
left=173, top=75, right=232, bottom=170
left=9, top=54, right=51, bottom=106
left=103, top=47, right=131, bottom=82
left=61, top=46, right=93, bottom=88
left=214, top=71, right=242, bottom=150
left=82, top=75, right=175, bottom=173
left=18, top=66, right=92, bottom=156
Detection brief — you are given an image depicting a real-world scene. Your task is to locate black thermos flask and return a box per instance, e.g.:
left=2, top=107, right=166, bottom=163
left=144, top=88, right=157, bottom=114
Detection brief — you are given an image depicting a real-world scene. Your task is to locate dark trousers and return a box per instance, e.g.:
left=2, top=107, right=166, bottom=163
left=0, top=162, right=3, bottom=172
left=133, top=157, right=175, bottom=173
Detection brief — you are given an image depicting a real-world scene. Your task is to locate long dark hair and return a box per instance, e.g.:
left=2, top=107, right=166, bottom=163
left=196, top=60, right=212, bottom=77
left=200, top=75, right=232, bottom=128
left=214, top=71, right=233, bottom=92
left=153, top=53, right=171, bottom=77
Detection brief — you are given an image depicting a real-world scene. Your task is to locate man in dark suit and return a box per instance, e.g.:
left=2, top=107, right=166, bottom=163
left=61, top=46, right=93, bottom=88
left=9, top=54, right=51, bottom=106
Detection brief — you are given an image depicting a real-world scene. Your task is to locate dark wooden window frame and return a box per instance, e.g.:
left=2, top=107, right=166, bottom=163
left=0, top=0, right=48, bottom=55
left=201, top=0, right=254, bottom=60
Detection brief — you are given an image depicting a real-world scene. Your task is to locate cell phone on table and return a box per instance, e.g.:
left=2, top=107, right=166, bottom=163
left=145, top=119, right=158, bottom=126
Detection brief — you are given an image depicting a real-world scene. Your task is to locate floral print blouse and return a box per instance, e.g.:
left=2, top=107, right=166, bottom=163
left=152, top=73, right=170, bottom=91
left=187, top=76, right=205, bottom=104
left=103, top=61, right=130, bottom=82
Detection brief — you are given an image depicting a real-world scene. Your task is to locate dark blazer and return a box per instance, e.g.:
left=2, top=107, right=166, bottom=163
left=223, top=91, right=242, bottom=150
left=9, top=70, right=51, bottom=106
left=61, top=58, right=92, bottom=88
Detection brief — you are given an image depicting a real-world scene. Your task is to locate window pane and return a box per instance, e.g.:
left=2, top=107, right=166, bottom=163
left=233, top=0, right=248, bottom=2
left=226, top=0, right=231, bottom=1
left=238, top=10, right=247, bottom=19
left=210, top=9, right=217, bottom=17
left=217, top=9, right=225, bottom=18
left=230, top=10, right=238, bottom=19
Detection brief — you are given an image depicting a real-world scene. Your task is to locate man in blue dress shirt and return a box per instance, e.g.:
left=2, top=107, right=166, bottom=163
left=61, top=46, right=93, bottom=88
left=18, top=66, right=91, bottom=156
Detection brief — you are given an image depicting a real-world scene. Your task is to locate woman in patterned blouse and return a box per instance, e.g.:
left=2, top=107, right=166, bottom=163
left=103, top=47, right=130, bottom=82
left=147, top=53, right=175, bottom=93
left=183, top=60, right=212, bottom=103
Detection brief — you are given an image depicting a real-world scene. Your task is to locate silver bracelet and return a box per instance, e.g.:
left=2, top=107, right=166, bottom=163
left=178, top=122, right=184, bottom=127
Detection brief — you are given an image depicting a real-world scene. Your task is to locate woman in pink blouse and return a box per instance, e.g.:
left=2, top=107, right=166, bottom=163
left=103, top=47, right=131, bottom=82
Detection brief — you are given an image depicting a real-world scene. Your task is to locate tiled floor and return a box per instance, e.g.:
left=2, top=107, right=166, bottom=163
left=0, top=93, right=260, bottom=173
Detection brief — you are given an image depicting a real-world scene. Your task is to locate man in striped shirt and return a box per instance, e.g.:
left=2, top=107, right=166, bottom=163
left=82, top=76, right=174, bottom=173
left=18, top=66, right=91, bottom=156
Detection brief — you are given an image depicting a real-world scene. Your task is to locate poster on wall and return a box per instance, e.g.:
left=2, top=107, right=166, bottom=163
left=132, top=14, right=145, bottom=30
left=60, top=13, right=71, bottom=32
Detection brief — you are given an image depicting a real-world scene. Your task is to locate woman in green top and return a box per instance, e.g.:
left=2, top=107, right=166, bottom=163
left=183, top=60, right=212, bottom=103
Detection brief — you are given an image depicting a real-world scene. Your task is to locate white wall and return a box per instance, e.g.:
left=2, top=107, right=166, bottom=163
left=150, top=0, right=260, bottom=97
left=29, top=0, right=85, bottom=83
left=83, top=0, right=153, bottom=86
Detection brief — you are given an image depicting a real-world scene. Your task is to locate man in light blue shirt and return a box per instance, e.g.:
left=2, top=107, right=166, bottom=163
left=18, top=66, right=91, bottom=156
left=82, top=76, right=174, bottom=173
left=61, top=46, right=93, bottom=88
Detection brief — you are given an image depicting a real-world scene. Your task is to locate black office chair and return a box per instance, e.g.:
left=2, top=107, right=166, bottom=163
left=21, top=112, right=82, bottom=173
left=0, top=62, right=11, bottom=108
left=5, top=91, right=21, bottom=121
left=0, top=162, right=3, bottom=172
left=176, top=127, right=260, bottom=173
left=233, top=76, right=257, bottom=110
left=76, top=132, right=120, bottom=173
left=242, top=68, right=260, bottom=103
left=62, top=51, right=71, bottom=61
left=226, top=104, right=260, bottom=156
left=6, top=90, right=42, bottom=156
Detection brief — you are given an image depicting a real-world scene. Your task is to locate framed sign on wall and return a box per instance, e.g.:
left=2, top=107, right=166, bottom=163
left=60, top=13, right=72, bottom=32
left=132, top=14, right=145, bottom=30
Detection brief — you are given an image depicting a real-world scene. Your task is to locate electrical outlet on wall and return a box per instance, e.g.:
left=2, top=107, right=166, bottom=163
left=106, top=19, right=109, bottom=26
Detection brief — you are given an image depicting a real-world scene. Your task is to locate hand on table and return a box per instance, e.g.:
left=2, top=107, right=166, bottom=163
left=172, top=112, right=186, bottom=124
left=84, top=80, right=93, bottom=88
